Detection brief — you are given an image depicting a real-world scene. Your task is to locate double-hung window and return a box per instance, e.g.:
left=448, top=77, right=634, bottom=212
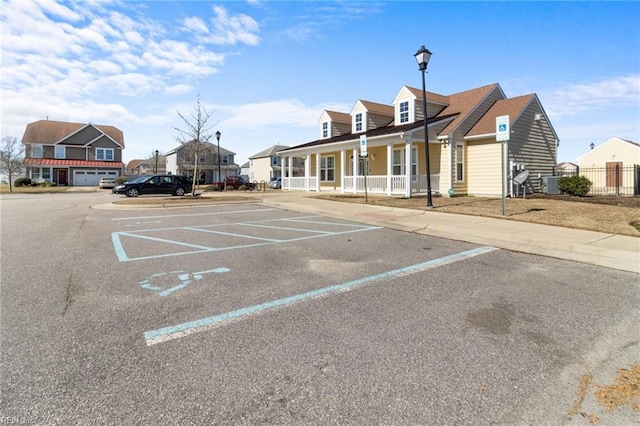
left=31, top=144, right=43, bottom=158
left=400, top=101, right=409, bottom=123
left=320, top=156, right=335, bottom=182
left=355, top=113, right=362, bottom=132
left=392, top=147, right=418, bottom=175
left=455, top=143, right=464, bottom=182
left=96, top=148, right=114, bottom=161
left=322, top=122, right=328, bottom=138
left=55, top=146, right=65, bottom=159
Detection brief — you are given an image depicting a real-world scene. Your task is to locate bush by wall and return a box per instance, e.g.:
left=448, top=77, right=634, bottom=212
left=14, top=177, right=31, bottom=187
left=558, top=175, right=592, bottom=196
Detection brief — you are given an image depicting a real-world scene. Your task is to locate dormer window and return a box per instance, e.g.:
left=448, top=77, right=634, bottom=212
left=355, top=113, right=363, bottom=132
left=322, top=122, right=328, bottom=138
left=400, top=101, right=409, bottom=123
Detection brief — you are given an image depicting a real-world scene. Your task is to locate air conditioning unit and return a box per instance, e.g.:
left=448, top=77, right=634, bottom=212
left=542, top=176, right=562, bottom=195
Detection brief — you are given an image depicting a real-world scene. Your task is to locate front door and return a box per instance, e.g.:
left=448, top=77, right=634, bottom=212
left=58, top=169, right=68, bottom=185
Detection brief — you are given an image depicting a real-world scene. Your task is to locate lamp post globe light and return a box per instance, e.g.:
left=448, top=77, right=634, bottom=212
left=215, top=130, right=222, bottom=190
left=154, top=149, right=159, bottom=174
left=414, top=45, right=434, bottom=209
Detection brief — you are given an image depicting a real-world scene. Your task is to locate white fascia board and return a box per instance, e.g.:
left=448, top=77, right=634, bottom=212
left=464, top=133, right=496, bottom=141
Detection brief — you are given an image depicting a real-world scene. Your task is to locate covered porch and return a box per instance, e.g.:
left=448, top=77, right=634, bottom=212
left=279, top=130, right=447, bottom=198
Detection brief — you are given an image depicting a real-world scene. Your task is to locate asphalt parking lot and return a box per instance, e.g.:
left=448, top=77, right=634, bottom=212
left=1, top=192, right=638, bottom=424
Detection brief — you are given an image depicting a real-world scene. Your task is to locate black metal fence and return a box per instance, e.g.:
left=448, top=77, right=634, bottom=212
left=553, top=164, right=640, bottom=196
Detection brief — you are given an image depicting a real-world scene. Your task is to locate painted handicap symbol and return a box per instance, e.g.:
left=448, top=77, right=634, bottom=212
left=139, top=267, right=230, bottom=297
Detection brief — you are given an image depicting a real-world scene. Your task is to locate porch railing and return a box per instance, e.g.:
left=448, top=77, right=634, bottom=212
left=344, top=174, right=440, bottom=195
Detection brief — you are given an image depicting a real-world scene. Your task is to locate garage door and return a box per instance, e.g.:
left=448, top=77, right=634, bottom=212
left=73, top=171, right=117, bottom=186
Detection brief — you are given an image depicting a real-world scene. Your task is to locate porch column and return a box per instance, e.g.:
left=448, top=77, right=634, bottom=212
left=340, top=149, right=346, bottom=194
left=386, top=143, right=392, bottom=195
left=352, top=148, right=358, bottom=193
left=287, top=156, right=292, bottom=188
left=405, top=136, right=413, bottom=198
left=315, top=153, right=321, bottom=192
left=305, top=154, right=311, bottom=191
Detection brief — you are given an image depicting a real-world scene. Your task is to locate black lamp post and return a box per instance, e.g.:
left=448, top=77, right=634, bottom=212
left=215, top=130, right=222, bottom=190
left=154, top=149, right=159, bottom=174
left=415, top=45, right=433, bottom=208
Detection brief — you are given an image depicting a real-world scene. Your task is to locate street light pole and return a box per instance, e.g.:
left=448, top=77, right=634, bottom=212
left=215, top=130, right=222, bottom=191
left=155, top=149, right=159, bottom=174
left=415, top=45, right=433, bottom=209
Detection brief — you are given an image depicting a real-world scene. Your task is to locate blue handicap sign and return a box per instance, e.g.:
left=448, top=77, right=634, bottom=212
left=499, top=124, right=507, bottom=132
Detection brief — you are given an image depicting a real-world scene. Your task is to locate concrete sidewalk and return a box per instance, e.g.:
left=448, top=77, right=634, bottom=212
left=255, top=192, right=639, bottom=274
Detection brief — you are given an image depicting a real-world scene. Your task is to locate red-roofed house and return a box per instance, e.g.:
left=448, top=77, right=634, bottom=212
left=21, top=120, right=125, bottom=186
left=278, top=83, right=558, bottom=197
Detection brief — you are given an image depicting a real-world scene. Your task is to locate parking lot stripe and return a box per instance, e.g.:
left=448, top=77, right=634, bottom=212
left=144, top=245, right=499, bottom=346
left=111, top=207, right=280, bottom=221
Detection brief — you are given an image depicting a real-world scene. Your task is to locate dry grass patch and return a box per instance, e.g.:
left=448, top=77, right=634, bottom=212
left=315, top=194, right=640, bottom=237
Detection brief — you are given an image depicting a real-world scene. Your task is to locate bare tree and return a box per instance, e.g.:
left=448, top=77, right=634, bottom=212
left=0, top=136, right=25, bottom=193
left=174, top=94, right=217, bottom=196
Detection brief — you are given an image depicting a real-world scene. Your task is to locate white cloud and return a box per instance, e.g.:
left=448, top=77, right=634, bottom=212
left=182, top=16, right=209, bottom=34
left=543, top=75, right=640, bottom=118
left=196, top=5, right=261, bottom=45
left=218, top=99, right=351, bottom=128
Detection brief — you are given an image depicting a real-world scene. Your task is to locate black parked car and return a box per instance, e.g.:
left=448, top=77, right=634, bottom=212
left=112, top=175, right=192, bottom=197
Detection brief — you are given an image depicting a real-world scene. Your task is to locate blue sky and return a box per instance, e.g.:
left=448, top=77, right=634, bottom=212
left=2, top=0, right=638, bottom=165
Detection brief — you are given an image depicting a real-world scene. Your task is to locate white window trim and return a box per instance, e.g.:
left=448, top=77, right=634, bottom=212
left=399, top=101, right=409, bottom=124
left=392, top=147, right=418, bottom=176
left=355, top=113, right=363, bottom=132
left=320, top=155, right=335, bottom=182
left=322, top=122, right=328, bottom=138
left=32, top=144, right=43, bottom=158
left=455, top=143, right=464, bottom=182
left=55, top=146, right=66, bottom=159
left=96, top=147, right=114, bottom=161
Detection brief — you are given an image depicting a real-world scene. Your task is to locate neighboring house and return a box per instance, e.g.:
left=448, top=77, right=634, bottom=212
left=240, top=161, right=250, bottom=178
left=576, top=137, right=640, bottom=195
left=248, top=144, right=305, bottom=182
left=555, top=161, right=579, bottom=175
left=278, top=83, right=558, bottom=197
left=21, top=119, right=124, bottom=186
left=125, top=159, right=152, bottom=176
left=165, top=141, right=239, bottom=184
left=125, top=156, right=166, bottom=176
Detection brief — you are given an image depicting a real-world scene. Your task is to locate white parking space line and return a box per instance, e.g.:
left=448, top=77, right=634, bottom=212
left=112, top=215, right=381, bottom=262
left=143, top=246, right=499, bottom=346
left=111, top=207, right=280, bottom=221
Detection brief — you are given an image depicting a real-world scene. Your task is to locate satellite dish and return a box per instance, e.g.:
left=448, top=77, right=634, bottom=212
left=513, top=169, right=529, bottom=185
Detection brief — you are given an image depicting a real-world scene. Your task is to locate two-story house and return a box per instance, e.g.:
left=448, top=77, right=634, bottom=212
left=21, top=120, right=125, bottom=186
left=247, top=144, right=305, bottom=182
left=278, top=83, right=558, bottom=198
left=165, top=141, right=239, bottom=184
